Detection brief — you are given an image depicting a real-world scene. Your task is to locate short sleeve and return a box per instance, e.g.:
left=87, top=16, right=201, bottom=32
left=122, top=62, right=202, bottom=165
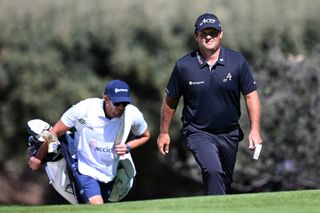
left=61, top=100, right=88, bottom=128
left=239, top=59, right=257, bottom=95
left=165, top=63, right=183, bottom=100
left=128, top=105, right=148, bottom=136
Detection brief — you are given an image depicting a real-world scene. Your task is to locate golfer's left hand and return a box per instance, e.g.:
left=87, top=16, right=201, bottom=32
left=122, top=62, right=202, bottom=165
left=248, top=129, right=263, bottom=150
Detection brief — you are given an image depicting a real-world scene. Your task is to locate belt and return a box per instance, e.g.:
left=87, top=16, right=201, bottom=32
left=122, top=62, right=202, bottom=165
left=205, top=125, right=239, bottom=134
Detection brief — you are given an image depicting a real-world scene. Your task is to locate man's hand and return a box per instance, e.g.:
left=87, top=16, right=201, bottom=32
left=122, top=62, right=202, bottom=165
left=248, top=129, right=263, bottom=150
left=29, top=156, right=42, bottom=170
left=115, top=144, right=129, bottom=156
left=157, top=133, right=170, bottom=155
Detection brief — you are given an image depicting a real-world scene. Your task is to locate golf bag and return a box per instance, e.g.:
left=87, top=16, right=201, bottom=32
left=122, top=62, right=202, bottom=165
left=27, top=108, right=136, bottom=204
left=27, top=119, right=87, bottom=203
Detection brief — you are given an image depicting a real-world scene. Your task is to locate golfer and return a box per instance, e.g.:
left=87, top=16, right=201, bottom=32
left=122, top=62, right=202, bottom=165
left=157, top=13, right=263, bottom=195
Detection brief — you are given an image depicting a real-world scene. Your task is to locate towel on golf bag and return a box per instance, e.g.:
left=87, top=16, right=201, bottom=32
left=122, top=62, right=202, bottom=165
left=108, top=104, right=136, bottom=202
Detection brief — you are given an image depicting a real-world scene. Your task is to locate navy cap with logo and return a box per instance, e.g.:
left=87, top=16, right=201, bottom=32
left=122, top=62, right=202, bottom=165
left=104, top=79, right=132, bottom=104
left=194, top=13, right=221, bottom=33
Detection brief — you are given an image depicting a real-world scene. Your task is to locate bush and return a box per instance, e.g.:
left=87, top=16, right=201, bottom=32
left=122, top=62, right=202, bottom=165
left=0, top=0, right=319, bottom=204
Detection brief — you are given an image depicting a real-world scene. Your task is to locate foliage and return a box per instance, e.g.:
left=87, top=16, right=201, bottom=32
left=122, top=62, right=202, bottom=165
left=0, top=0, right=319, bottom=204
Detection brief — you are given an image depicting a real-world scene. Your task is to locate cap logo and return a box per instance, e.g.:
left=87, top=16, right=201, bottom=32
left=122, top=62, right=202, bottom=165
left=200, top=18, right=216, bottom=26
left=114, top=88, right=128, bottom=93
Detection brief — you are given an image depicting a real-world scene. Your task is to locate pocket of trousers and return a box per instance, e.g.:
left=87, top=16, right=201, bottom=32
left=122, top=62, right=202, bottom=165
left=228, top=128, right=244, bottom=142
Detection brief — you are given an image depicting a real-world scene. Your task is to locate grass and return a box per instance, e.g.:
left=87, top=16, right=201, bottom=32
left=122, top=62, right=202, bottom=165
left=1, top=189, right=319, bottom=213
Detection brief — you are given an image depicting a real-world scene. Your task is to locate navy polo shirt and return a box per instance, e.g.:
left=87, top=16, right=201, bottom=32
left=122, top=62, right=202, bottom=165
left=166, top=46, right=257, bottom=133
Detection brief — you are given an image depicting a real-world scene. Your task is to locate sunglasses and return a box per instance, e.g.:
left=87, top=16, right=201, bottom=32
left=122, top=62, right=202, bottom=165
left=199, top=29, right=220, bottom=37
left=113, top=102, right=129, bottom=107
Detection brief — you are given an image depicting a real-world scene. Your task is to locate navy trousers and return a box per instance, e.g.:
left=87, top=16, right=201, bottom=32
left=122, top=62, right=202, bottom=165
left=183, top=128, right=243, bottom=195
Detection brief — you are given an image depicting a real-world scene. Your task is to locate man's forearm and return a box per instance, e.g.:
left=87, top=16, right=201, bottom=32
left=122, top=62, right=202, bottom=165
left=245, top=91, right=261, bottom=131
left=160, top=96, right=178, bottom=134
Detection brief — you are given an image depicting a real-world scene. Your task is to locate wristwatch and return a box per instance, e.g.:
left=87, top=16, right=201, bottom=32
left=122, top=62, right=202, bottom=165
left=126, top=144, right=132, bottom=153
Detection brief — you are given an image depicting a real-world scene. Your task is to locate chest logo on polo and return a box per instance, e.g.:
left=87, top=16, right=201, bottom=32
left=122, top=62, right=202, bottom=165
left=223, top=73, right=232, bottom=82
left=78, top=117, right=87, bottom=125
left=189, top=81, right=205, bottom=85
left=89, top=140, right=113, bottom=153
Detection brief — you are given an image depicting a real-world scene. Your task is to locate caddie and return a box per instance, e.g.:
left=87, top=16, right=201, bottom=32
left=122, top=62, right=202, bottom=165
left=29, top=79, right=150, bottom=204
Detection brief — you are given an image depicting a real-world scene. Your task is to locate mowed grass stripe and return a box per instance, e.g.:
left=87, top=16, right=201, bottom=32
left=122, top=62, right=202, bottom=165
left=1, top=189, right=319, bottom=213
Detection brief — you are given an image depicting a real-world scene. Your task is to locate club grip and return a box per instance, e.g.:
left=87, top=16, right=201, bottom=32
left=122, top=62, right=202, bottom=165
left=34, top=141, right=49, bottom=161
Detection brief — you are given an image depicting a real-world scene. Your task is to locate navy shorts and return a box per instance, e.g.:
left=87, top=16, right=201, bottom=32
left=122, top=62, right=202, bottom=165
left=77, top=171, right=114, bottom=202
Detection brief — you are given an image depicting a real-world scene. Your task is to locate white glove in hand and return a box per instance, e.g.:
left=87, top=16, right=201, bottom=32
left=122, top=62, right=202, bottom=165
left=41, top=130, right=60, bottom=153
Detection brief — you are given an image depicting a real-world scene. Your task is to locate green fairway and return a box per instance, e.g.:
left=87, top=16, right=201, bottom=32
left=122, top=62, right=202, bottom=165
left=1, top=190, right=319, bottom=213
